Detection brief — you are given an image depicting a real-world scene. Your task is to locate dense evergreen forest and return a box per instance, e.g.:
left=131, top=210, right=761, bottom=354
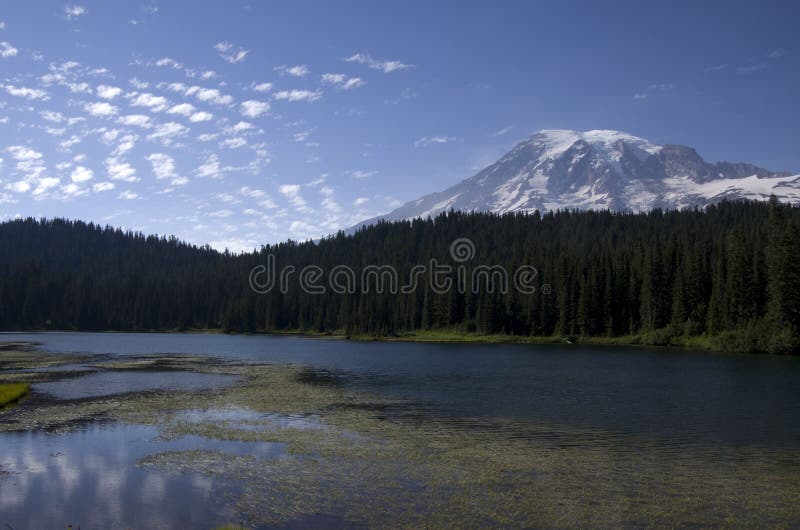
left=1, top=199, right=798, bottom=354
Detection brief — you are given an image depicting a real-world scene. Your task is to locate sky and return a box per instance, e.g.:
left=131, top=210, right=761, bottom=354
left=0, top=0, right=798, bottom=250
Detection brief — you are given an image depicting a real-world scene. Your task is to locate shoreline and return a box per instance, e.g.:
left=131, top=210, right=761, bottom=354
left=1, top=328, right=794, bottom=357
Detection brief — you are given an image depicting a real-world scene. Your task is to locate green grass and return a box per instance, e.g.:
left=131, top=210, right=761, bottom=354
left=0, top=383, right=30, bottom=407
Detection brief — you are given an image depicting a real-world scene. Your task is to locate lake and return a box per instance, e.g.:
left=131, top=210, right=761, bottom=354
left=1, top=332, right=799, bottom=528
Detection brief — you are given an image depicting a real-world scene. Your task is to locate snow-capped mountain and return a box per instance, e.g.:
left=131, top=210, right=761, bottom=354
left=358, top=129, right=800, bottom=226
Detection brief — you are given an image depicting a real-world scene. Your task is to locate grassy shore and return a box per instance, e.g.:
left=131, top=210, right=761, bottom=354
left=1, top=328, right=781, bottom=354
left=270, top=328, right=725, bottom=351
left=0, top=383, right=30, bottom=407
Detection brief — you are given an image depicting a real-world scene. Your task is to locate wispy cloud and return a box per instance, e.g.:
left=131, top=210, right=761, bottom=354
left=632, top=83, right=675, bottom=101
left=736, top=63, right=767, bottom=75
left=214, top=41, right=249, bottom=64
left=275, top=64, right=309, bottom=77
left=321, top=73, right=365, bottom=90
left=0, top=41, right=18, bottom=58
left=348, top=170, right=378, bottom=180
left=414, top=136, right=459, bottom=147
left=343, top=53, right=413, bottom=73
left=273, top=89, right=322, bottom=103
left=490, top=126, right=513, bottom=137
left=2, top=84, right=48, bottom=100
left=64, top=4, right=87, bottom=20
left=768, top=48, right=786, bottom=59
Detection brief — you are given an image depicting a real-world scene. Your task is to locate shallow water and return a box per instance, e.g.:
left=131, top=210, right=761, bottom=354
left=33, top=370, right=238, bottom=400
left=0, top=422, right=284, bottom=529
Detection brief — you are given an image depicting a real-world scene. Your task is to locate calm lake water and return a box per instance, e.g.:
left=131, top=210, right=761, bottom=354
left=2, top=332, right=800, bottom=528
left=5, top=331, right=799, bottom=445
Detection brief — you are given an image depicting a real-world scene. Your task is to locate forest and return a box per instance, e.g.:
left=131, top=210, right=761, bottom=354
left=0, top=198, right=798, bottom=354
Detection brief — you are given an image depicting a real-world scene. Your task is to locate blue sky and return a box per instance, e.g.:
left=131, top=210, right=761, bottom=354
left=0, top=1, right=797, bottom=249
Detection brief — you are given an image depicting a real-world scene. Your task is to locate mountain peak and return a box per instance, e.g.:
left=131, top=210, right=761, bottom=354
left=353, top=130, right=799, bottom=229
left=523, top=129, right=662, bottom=162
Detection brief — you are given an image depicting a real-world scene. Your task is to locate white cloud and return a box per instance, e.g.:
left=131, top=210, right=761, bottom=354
left=64, top=5, right=87, bottom=20
left=61, top=182, right=82, bottom=196
left=220, top=137, right=247, bottom=149
left=41, top=110, right=65, bottom=122
left=155, top=57, right=182, bottom=69
left=414, top=136, right=458, bottom=147
left=70, top=165, right=93, bottom=182
left=209, top=209, right=233, bottom=218
left=33, top=177, right=61, bottom=195
left=279, top=184, right=312, bottom=212
left=189, top=111, right=214, bottom=122
left=147, top=122, right=188, bottom=144
left=293, top=130, right=311, bottom=142
left=240, top=186, right=266, bottom=198
left=0, top=42, right=18, bottom=58
left=196, top=153, right=221, bottom=178
left=167, top=102, right=196, bottom=116
left=343, top=53, right=413, bottom=73
left=130, top=92, right=169, bottom=112
left=214, top=41, right=249, bottom=64
left=85, top=101, right=118, bottom=117
left=240, top=100, right=270, bottom=118
left=8, top=145, right=43, bottom=161
left=117, top=114, right=152, bottom=127
left=146, top=153, right=176, bottom=179
left=93, top=181, right=114, bottom=192
left=276, top=64, right=309, bottom=77
left=6, top=181, right=31, bottom=193
left=129, top=78, right=149, bottom=89
left=229, top=121, right=253, bottom=133
left=354, top=197, right=369, bottom=206
left=112, top=134, right=137, bottom=156
left=105, top=157, right=139, bottom=182
left=67, top=82, right=91, bottom=94
left=118, top=190, right=139, bottom=200
left=252, top=82, right=273, bottom=92
left=97, top=85, right=122, bottom=99
left=349, top=170, right=378, bottom=179
left=321, top=73, right=365, bottom=90
left=272, top=89, right=322, bottom=102
left=185, top=86, right=234, bottom=105
left=2, top=84, right=48, bottom=100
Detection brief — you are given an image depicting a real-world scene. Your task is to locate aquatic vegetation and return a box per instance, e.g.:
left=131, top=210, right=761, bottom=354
left=0, top=383, right=29, bottom=407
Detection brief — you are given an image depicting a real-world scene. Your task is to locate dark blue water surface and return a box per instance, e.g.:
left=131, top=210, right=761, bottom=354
left=2, top=332, right=799, bottom=447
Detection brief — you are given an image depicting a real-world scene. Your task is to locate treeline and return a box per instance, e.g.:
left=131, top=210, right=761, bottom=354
left=0, top=199, right=798, bottom=353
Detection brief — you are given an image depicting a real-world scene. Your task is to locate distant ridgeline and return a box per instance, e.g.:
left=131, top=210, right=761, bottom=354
left=0, top=199, right=798, bottom=354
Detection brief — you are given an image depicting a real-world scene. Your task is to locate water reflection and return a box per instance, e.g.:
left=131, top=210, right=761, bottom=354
left=0, top=422, right=281, bottom=529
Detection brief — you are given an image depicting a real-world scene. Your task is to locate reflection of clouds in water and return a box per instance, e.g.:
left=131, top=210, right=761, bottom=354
left=140, top=472, right=167, bottom=504
left=53, top=451, right=80, bottom=497
left=0, top=423, right=235, bottom=528
left=22, top=446, right=48, bottom=473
